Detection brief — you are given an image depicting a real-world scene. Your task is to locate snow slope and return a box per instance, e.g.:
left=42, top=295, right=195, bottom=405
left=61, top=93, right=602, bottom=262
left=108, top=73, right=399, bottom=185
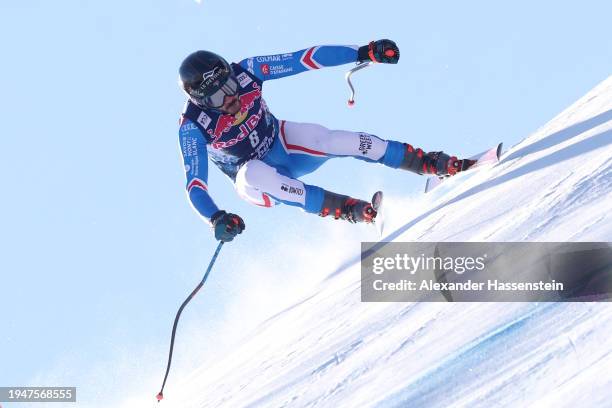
left=166, top=77, right=612, bottom=408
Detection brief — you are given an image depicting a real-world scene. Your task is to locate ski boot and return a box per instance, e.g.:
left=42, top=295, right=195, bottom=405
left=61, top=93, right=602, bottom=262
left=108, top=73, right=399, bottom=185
left=445, top=155, right=477, bottom=176
left=399, top=144, right=476, bottom=176
left=319, top=191, right=381, bottom=224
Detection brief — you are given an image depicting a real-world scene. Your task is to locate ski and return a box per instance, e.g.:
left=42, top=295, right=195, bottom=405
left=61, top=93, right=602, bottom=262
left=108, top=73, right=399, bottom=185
left=371, top=191, right=385, bottom=237
left=424, top=143, right=503, bottom=193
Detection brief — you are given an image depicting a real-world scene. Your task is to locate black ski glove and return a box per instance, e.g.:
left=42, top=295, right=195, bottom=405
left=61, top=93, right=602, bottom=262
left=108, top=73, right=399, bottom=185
left=210, top=210, right=245, bottom=242
left=358, top=39, right=400, bottom=64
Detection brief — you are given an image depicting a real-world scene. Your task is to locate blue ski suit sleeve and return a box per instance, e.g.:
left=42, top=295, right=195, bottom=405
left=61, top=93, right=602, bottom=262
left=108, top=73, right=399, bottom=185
left=238, top=45, right=358, bottom=81
left=179, top=118, right=220, bottom=222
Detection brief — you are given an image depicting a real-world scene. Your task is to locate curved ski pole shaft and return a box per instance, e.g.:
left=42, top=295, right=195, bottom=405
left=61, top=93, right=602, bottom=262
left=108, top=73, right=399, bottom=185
left=156, top=241, right=224, bottom=402
left=345, top=61, right=372, bottom=107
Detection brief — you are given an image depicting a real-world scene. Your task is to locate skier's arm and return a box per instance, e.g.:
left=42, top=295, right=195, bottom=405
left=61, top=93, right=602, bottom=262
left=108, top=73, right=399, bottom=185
left=238, top=45, right=357, bottom=81
left=238, top=40, right=399, bottom=81
left=178, top=119, right=219, bottom=223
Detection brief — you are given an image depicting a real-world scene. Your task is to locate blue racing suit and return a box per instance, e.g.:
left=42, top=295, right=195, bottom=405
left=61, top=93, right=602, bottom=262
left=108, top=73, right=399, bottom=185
left=178, top=45, right=406, bottom=222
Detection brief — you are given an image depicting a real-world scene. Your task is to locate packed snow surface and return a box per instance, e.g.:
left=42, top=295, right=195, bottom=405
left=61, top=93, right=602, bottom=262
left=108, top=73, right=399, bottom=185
left=166, top=77, right=612, bottom=408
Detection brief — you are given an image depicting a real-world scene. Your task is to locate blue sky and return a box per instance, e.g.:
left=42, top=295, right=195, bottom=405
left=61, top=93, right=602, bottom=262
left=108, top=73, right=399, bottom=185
left=0, top=0, right=610, bottom=406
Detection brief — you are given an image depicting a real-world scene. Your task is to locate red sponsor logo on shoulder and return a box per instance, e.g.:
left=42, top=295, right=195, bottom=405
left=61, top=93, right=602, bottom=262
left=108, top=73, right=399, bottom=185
left=261, top=64, right=270, bottom=76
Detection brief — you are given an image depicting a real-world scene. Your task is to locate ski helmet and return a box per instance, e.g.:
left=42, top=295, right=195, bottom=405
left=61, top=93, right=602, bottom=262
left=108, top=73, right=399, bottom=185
left=179, top=50, right=239, bottom=110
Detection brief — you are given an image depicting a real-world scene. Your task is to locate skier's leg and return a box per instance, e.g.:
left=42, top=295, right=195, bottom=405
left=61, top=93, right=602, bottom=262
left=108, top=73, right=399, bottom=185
left=235, top=159, right=377, bottom=223
left=279, top=120, right=387, bottom=164
left=279, top=120, right=471, bottom=177
left=235, top=159, right=322, bottom=213
left=235, top=182, right=277, bottom=208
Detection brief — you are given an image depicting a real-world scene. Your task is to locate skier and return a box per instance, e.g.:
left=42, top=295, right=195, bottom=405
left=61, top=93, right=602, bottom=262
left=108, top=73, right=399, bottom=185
left=178, top=40, right=473, bottom=242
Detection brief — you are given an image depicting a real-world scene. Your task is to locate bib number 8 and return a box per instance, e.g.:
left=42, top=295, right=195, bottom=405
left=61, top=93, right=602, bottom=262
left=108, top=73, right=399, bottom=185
left=249, top=130, right=260, bottom=148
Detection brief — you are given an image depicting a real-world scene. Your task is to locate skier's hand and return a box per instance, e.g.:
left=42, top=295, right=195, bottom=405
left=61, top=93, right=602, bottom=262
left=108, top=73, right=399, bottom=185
left=210, top=211, right=245, bottom=242
left=358, top=39, right=400, bottom=64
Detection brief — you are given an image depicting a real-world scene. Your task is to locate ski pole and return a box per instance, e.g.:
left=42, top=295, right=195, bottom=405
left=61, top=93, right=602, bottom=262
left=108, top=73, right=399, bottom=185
left=156, top=241, right=224, bottom=402
left=345, top=61, right=373, bottom=107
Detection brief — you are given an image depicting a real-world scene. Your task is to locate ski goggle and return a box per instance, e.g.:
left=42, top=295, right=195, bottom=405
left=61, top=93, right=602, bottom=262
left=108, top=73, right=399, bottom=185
left=193, top=75, right=239, bottom=109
